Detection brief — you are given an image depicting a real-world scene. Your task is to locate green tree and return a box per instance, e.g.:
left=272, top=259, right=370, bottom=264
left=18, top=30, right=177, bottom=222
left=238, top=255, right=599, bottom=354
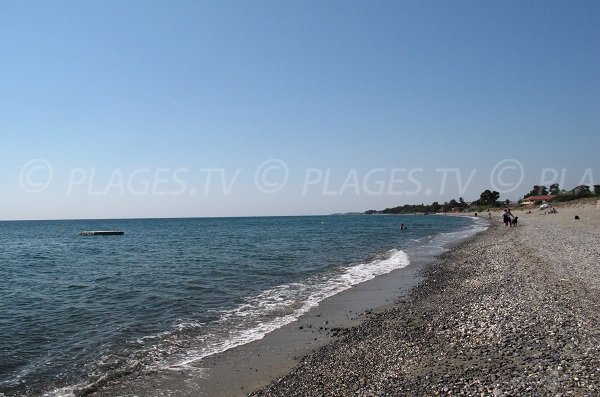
left=549, top=183, right=560, bottom=195
left=572, top=185, right=591, bottom=196
left=524, top=185, right=548, bottom=198
left=594, top=185, right=600, bottom=195
left=478, top=190, right=500, bottom=206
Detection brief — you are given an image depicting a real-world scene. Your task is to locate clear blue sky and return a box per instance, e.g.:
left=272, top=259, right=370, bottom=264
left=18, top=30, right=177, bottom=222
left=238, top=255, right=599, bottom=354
left=1, top=1, right=599, bottom=219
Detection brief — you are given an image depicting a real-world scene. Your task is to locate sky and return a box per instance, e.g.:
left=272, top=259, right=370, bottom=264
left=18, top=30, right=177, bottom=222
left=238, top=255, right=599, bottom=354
left=1, top=1, right=599, bottom=220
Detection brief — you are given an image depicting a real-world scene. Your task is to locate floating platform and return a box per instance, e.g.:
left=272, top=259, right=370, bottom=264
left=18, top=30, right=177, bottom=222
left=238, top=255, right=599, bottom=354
left=80, top=231, right=124, bottom=236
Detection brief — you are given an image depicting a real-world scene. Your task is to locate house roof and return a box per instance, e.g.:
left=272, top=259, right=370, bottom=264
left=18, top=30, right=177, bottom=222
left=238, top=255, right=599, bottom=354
left=525, top=195, right=555, bottom=201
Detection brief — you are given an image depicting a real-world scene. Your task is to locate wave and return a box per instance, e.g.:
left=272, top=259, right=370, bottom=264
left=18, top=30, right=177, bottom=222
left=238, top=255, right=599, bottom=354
left=170, top=248, right=410, bottom=367
left=160, top=216, right=486, bottom=371
left=42, top=249, right=410, bottom=397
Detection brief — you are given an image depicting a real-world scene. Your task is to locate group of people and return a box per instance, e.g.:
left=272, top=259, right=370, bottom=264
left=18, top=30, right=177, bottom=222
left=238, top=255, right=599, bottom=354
left=501, top=208, right=517, bottom=228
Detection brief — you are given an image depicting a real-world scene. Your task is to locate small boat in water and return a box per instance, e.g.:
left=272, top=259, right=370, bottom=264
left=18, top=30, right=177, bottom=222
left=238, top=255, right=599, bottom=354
left=79, top=231, right=124, bottom=236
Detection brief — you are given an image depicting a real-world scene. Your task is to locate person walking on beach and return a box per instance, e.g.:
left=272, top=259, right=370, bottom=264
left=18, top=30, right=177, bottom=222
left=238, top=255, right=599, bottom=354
left=502, top=209, right=511, bottom=228
left=507, top=209, right=515, bottom=227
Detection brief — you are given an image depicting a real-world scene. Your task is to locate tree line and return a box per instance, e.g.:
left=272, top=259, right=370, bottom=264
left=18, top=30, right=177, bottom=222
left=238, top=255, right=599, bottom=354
left=523, top=183, right=600, bottom=201
left=365, top=183, right=600, bottom=215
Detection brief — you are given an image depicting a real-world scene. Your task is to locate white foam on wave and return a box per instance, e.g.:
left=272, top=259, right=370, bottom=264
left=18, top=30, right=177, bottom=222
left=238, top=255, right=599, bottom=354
left=42, top=386, right=77, bottom=397
left=44, top=250, right=410, bottom=397
left=171, top=249, right=410, bottom=368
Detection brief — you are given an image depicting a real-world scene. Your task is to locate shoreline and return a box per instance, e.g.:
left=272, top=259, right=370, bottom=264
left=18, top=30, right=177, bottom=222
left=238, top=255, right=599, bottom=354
left=89, top=249, right=435, bottom=397
left=87, top=218, right=485, bottom=396
left=251, top=201, right=600, bottom=395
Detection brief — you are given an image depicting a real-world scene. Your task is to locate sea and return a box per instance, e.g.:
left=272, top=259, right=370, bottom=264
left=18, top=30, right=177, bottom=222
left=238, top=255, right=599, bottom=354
left=0, top=214, right=487, bottom=396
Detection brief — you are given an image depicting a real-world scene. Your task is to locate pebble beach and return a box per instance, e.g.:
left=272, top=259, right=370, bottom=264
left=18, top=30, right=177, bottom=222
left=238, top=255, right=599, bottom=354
left=251, top=200, right=600, bottom=396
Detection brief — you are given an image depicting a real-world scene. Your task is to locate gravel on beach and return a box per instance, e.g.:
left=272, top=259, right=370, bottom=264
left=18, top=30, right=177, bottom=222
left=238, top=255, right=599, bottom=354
left=251, top=207, right=600, bottom=396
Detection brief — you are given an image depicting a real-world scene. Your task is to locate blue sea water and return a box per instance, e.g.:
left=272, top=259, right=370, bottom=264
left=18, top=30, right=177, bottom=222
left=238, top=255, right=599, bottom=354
left=0, top=215, right=486, bottom=396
